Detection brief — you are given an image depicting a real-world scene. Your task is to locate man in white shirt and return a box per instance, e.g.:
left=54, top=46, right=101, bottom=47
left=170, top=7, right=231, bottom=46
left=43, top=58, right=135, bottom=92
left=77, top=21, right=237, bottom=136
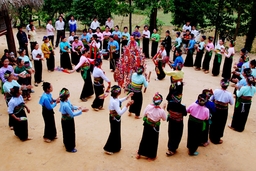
left=26, top=20, right=35, bottom=32
left=191, top=26, right=199, bottom=42
left=55, top=17, right=65, bottom=48
left=46, top=19, right=55, bottom=47
left=142, top=25, right=150, bottom=58
left=90, top=17, right=100, bottom=33
left=182, top=21, right=191, bottom=33
left=105, top=17, right=114, bottom=32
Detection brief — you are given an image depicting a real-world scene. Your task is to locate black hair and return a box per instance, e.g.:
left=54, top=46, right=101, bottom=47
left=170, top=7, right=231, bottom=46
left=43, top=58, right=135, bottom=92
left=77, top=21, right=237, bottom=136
left=105, top=25, right=110, bottom=29
left=96, top=27, right=100, bottom=30
left=166, top=30, right=170, bottom=34
left=115, top=25, right=119, bottom=29
left=176, top=48, right=182, bottom=55
left=1, top=56, right=8, bottom=63
left=190, top=34, right=194, bottom=38
left=241, top=48, right=247, bottom=54
left=11, top=86, right=20, bottom=97
left=42, top=82, right=51, bottom=92
left=29, top=24, right=34, bottom=30
left=4, top=49, right=9, bottom=53
left=250, top=59, right=256, bottom=68
left=82, top=48, right=89, bottom=54
left=123, top=26, right=128, bottom=30
left=94, top=58, right=102, bottom=66
left=83, top=29, right=87, bottom=33
left=16, top=58, right=22, bottom=65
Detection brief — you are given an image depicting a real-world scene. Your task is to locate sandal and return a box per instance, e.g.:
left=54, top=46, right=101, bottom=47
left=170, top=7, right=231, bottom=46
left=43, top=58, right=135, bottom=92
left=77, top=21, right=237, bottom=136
left=67, top=148, right=77, bottom=153
left=189, top=151, right=199, bottom=156
left=228, top=125, right=235, bottom=130
left=166, top=150, right=175, bottom=156
left=202, top=142, right=209, bottom=147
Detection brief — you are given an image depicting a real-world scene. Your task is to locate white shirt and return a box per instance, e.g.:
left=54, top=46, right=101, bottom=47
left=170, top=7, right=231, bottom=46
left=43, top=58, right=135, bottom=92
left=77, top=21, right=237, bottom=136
left=108, top=96, right=128, bottom=116
left=191, top=29, right=199, bottom=38
left=225, top=47, right=235, bottom=58
left=182, top=24, right=191, bottom=32
left=90, top=21, right=100, bottom=30
left=210, top=89, right=234, bottom=105
left=46, top=23, right=54, bottom=36
left=55, top=20, right=65, bottom=30
left=8, top=95, right=25, bottom=114
left=105, top=20, right=114, bottom=29
left=142, top=30, right=150, bottom=39
left=215, top=44, right=225, bottom=54
left=26, top=24, right=36, bottom=32
left=68, top=36, right=74, bottom=44
left=92, top=67, right=110, bottom=82
left=32, top=49, right=44, bottom=61
left=91, top=40, right=100, bottom=49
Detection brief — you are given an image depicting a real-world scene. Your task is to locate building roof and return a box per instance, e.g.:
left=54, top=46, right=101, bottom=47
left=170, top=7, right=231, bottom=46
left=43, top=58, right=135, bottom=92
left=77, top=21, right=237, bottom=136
left=0, top=0, right=43, bottom=11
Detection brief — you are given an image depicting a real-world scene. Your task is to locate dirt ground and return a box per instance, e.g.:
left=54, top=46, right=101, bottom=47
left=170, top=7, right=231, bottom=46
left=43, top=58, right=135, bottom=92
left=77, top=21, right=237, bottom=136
left=0, top=29, right=256, bottom=171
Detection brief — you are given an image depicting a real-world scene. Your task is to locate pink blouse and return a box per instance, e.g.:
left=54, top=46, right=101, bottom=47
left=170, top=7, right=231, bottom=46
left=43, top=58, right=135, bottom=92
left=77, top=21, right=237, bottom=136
left=186, top=102, right=209, bottom=120
left=143, top=104, right=166, bottom=122
left=74, top=56, right=94, bottom=70
left=72, top=40, right=84, bottom=52
left=205, top=42, right=214, bottom=52
left=95, top=32, right=103, bottom=41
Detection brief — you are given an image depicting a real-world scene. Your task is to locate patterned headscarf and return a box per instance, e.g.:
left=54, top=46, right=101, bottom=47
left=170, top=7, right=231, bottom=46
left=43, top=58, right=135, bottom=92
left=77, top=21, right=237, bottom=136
left=4, top=70, right=12, bottom=79
left=59, top=88, right=70, bottom=100
left=171, top=94, right=182, bottom=103
left=220, top=79, right=229, bottom=87
left=198, top=94, right=207, bottom=106
left=202, top=89, right=213, bottom=99
left=176, top=63, right=183, bottom=70
left=111, top=85, right=121, bottom=94
left=153, top=92, right=163, bottom=106
left=136, top=66, right=144, bottom=75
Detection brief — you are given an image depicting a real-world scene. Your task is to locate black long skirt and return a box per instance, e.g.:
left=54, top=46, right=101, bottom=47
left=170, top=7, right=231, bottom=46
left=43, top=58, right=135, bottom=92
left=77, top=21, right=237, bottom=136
left=71, top=51, right=81, bottom=66
left=103, top=115, right=121, bottom=153
left=166, top=47, right=171, bottom=57
left=173, top=48, right=179, bottom=61
left=168, top=119, right=183, bottom=152
left=103, top=40, right=109, bottom=59
left=42, top=106, right=57, bottom=140
left=138, top=122, right=160, bottom=159
left=222, top=57, right=233, bottom=79
left=231, top=102, right=251, bottom=132
left=80, top=71, right=94, bottom=99
left=91, top=84, right=104, bottom=109
left=34, top=60, right=42, bottom=83
left=156, top=61, right=166, bottom=80
left=209, top=108, right=228, bottom=144
left=46, top=53, right=55, bottom=71
left=202, top=51, right=212, bottom=71
left=60, top=52, right=72, bottom=70
left=61, top=118, right=76, bottom=151
left=13, top=109, right=28, bottom=141
left=151, top=41, right=158, bottom=57
left=121, top=40, right=128, bottom=53
left=110, top=52, right=119, bottom=70
left=187, top=117, right=202, bottom=154
left=166, top=80, right=183, bottom=101
left=194, top=50, right=204, bottom=69
left=212, top=54, right=222, bottom=76
left=129, top=91, right=143, bottom=116
left=143, top=38, right=150, bottom=58
left=184, top=49, right=194, bottom=67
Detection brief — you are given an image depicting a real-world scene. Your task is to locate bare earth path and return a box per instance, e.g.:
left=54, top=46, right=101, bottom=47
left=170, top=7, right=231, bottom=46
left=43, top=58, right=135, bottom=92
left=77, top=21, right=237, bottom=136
left=0, top=29, right=256, bottom=171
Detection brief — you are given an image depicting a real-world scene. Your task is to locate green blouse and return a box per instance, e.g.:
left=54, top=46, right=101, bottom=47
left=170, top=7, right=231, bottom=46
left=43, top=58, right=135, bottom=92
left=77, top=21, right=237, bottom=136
left=151, top=33, right=160, bottom=42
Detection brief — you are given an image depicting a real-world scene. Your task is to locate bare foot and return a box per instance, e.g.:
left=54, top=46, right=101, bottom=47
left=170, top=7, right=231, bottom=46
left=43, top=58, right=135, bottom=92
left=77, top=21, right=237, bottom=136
left=128, top=113, right=132, bottom=116
left=135, top=116, right=141, bottom=119
left=26, top=137, right=33, bottom=140
left=136, top=154, right=141, bottom=159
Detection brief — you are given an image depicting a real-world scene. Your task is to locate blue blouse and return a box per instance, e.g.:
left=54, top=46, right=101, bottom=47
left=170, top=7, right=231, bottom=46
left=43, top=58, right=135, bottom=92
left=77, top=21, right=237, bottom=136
left=108, top=40, right=120, bottom=51
left=112, top=31, right=122, bottom=39
left=59, top=100, right=82, bottom=118
left=39, top=93, right=57, bottom=110
left=60, top=42, right=71, bottom=52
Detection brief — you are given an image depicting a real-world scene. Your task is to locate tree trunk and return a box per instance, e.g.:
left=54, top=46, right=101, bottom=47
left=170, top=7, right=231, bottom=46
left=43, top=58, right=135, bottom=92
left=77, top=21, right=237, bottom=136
left=149, top=8, right=157, bottom=34
left=233, top=6, right=242, bottom=41
left=213, top=0, right=223, bottom=46
left=4, top=11, right=17, bottom=55
left=244, top=1, right=256, bottom=52
left=129, top=0, right=132, bottom=35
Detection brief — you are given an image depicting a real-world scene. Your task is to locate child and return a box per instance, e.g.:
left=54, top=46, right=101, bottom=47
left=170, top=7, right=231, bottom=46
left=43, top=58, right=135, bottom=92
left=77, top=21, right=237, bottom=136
left=59, top=88, right=88, bottom=152
left=194, top=35, right=206, bottom=70
left=136, top=93, right=166, bottom=161
left=172, top=32, right=182, bottom=61
left=39, top=82, right=59, bottom=143
left=8, top=86, right=32, bottom=141
left=187, top=94, right=209, bottom=156
left=170, top=49, right=184, bottom=69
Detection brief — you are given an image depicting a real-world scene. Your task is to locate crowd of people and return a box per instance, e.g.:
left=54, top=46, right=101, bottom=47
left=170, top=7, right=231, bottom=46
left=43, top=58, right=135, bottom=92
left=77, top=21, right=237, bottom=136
left=0, top=16, right=256, bottom=161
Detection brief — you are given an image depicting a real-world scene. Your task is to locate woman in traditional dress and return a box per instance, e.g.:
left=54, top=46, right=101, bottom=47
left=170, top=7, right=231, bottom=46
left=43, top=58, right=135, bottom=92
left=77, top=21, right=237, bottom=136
left=121, top=27, right=130, bottom=51
left=59, top=88, right=88, bottom=153
left=222, top=40, right=235, bottom=79
left=184, top=34, right=196, bottom=67
left=108, top=35, right=120, bottom=72
left=112, top=25, right=122, bottom=52
left=151, top=29, right=160, bottom=58
left=102, top=26, right=111, bottom=59
left=71, top=36, right=84, bottom=68
left=132, top=26, right=141, bottom=46
left=209, top=79, right=234, bottom=144
left=60, top=36, right=73, bottom=70
left=136, top=93, right=166, bottom=160
left=212, top=39, right=225, bottom=76
left=194, top=35, right=206, bottom=70
left=90, top=34, right=100, bottom=60
left=142, top=25, right=150, bottom=58
left=91, top=58, right=111, bottom=111
left=127, top=66, right=148, bottom=119
left=229, top=76, right=256, bottom=132
left=32, top=43, right=44, bottom=87
left=70, top=49, right=94, bottom=102
left=166, top=93, right=187, bottom=156
left=18, top=48, right=33, bottom=87
left=162, top=30, right=172, bottom=57
left=202, top=36, right=214, bottom=74
left=39, top=82, right=59, bottom=143
left=8, top=86, right=32, bottom=141
left=103, top=85, right=134, bottom=155
left=152, top=43, right=166, bottom=80
left=41, top=36, right=55, bottom=72
left=186, top=94, right=209, bottom=156
left=172, top=32, right=182, bottom=61
left=95, top=27, right=104, bottom=50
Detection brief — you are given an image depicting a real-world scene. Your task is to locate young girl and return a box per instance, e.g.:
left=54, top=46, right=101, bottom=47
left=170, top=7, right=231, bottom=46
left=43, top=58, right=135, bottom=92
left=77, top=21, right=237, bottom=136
left=229, top=76, right=256, bottom=132
left=194, top=35, right=206, bottom=70
left=152, top=43, right=166, bottom=80
left=202, top=36, right=214, bottom=74
left=184, top=34, right=196, bottom=67
left=8, top=86, right=32, bottom=141
left=172, top=32, right=182, bottom=61
left=209, top=79, right=234, bottom=144
left=59, top=88, right=88, bottom=153
left=166, top=93, right=187, bottom=156
left=151, top=29, right=160, bottom=58
left=70, top=49, right=94, bottom=102
left=103, top=85, right=133, bottom=154
left=136, top=93, right=166, bottom=160
left=187, top=94, right=209, bottom=156
left=91, top=58, right=111, bottom=111
left=212, top=39, right=225, bottom=76
left=222, top=40, right=235, bottom=79
left=39, top=82, right=59, bottom=143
